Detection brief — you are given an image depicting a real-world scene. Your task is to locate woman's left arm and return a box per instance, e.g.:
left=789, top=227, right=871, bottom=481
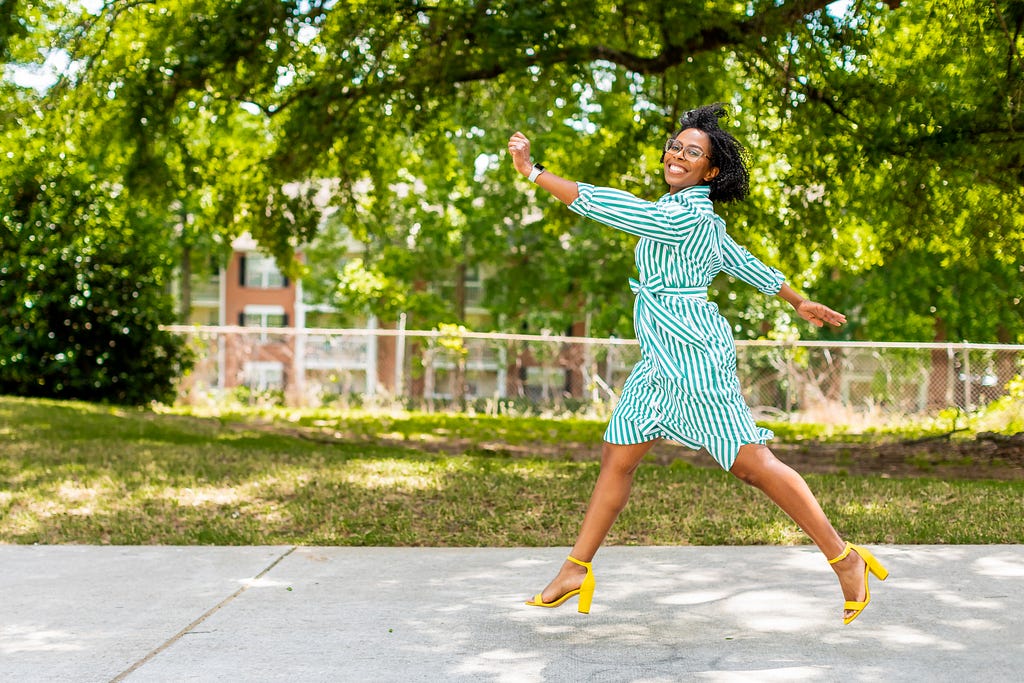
left=722, top=233, right=846, bottom=328
left=777, top=283, right=847, bottom=328
left=720, top=232, right=786, bottom=294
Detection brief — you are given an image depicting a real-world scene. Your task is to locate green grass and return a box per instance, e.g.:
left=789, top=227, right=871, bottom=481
left=166, top=403, right=612, bottom=445
left=1, top=395, right=1021, bottom=545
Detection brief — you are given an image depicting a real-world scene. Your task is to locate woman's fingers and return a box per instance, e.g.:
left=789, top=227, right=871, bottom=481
left=508, top=132, right=530, bottom=156
left=800, top=301, right=846, bottom=327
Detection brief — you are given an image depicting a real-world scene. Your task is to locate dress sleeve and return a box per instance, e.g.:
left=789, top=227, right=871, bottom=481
left=568, top=182, right=710, bottom=245
left=720, top=231, right=786, bottom=295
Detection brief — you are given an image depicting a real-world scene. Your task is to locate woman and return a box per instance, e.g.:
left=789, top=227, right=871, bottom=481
left=507, top=103, right=886, bottom=625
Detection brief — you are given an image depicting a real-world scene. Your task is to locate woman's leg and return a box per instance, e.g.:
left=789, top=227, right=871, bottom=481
left=535, top=439, right=658, bottom=603
left=729, top=443, right=868, bottom=619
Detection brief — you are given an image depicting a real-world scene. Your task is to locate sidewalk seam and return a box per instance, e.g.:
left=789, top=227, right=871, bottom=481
left=109, top=546, right=297, bottom=682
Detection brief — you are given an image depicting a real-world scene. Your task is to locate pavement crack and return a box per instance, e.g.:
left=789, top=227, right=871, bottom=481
left=109, top=546, right=297, bottom=682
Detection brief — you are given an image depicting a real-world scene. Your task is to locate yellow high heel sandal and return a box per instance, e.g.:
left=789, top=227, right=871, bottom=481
left=525, top=556, right=595, bottom=614
left=828, top=542, right=889, bottom=625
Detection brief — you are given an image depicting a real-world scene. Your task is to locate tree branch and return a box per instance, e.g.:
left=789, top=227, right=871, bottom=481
left=450, top=0, right=838, bottom=82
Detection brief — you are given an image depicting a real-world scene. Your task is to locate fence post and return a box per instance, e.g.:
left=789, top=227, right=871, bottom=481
left=605, top=343, right=614, bottom=390
left=496, top=343, right=508, bottom=400
left=946, top=344, right=956, bottom=406
left=962, top=344, right=971, bottom=409
left=293, top=297, right=307, bottom=405
left=395, top=312, right=407, bottom=396
left=217, top=331, right=226, bottom=391
left=785, top=344, right=794, bottom=413
left=423, top=346, right=434, bottom=412
left=366, top=316, right=378, bottom=397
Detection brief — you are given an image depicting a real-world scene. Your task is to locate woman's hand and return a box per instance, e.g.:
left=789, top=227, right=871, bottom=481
left=505, top=131, right=580, bottom=204
left=795, top=300, right=847, bottom=328
left=507, top=131, right=534, bottom=177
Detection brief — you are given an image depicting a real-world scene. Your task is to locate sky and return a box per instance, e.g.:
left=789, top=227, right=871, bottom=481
left=3, top=0, right=103, bottom=91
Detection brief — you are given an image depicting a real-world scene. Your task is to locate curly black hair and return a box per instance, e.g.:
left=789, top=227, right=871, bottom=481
left=666, top=103, right=750, bottom=203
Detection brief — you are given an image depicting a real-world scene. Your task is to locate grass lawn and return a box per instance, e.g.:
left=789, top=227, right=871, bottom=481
left=1, top=395, right=1021, bottom=545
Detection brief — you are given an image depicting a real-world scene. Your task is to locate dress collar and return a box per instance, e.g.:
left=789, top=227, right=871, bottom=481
left=659, top=184, right=711, bottom=203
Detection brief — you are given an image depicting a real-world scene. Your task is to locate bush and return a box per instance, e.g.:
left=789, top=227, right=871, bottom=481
left=0, top=163, right=192, bottom=405
left=973, top=376, right=1024, bottom=434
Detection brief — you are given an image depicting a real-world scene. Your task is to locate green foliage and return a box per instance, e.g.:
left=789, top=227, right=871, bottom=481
left=973, top=375, right=1024, bottom=433
left=1, top=0, right=1021, bottom=367
left=0, top=145, right=192, bottom=405
left=738, top=0, right=1024, bottom=342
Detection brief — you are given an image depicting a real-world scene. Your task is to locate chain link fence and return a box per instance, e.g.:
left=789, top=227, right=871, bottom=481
left=167, top=326, right=1024, bottom=424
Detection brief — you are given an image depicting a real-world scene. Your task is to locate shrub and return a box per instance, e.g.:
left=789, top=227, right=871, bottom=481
left=0, top=163, right=191, bottom=405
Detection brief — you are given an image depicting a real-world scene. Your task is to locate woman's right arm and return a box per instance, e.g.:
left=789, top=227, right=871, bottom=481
left=506, top=131, right=705, bottom=244
left=508, top=131, right=580, bottom=204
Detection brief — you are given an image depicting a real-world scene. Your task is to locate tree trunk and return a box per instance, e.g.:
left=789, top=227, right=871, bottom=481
left=927, top=317, right=952, bottom=409
left=454, top=262, right=467, bottom=322
left=452, top=262, right=467, bottom=406
left=562, top=321, right=585, bottom=399
left=179, top=241, right=192, bottom=322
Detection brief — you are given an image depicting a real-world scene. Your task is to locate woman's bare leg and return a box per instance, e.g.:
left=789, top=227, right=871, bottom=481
left=730, top=443, right=868, bottom=619
left=535, top=439, right=658, bottom=603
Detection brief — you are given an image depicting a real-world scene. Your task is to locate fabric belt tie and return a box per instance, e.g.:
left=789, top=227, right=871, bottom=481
left=629, top=277, right=708, bottom=378
left=629, top=276, right=707, bottom=299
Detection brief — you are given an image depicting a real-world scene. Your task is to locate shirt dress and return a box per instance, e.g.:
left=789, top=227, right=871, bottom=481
left=568, top=182, right=786, bottom=471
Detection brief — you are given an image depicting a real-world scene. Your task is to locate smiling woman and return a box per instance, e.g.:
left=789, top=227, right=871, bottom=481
left=661, top=128, right=720, bottom=194
left=506, top=103, right=887, bottom=625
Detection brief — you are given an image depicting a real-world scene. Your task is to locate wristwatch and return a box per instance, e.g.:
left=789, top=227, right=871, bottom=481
left=528, top=163, right=546, bottom=183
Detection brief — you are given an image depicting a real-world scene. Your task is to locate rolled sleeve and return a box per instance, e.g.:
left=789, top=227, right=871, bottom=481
left=721, top=233, right=786, bottom=295
left=568, top=182, right=599, bottom=216
left=568, top=183, right=708, bottom=245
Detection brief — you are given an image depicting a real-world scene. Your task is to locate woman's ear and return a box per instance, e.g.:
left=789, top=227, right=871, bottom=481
left=703, top=166, right=720, bottom=182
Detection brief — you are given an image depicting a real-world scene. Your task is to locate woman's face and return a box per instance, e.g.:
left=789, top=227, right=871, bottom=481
left=663, top=128, right=719, bottom=194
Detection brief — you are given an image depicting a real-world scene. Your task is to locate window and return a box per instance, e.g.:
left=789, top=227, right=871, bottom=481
left=241, top=253, right=287, bottom=289
left=432, top=265, right=485, bottom=310
left=240, top=305, right=288, bottom=341
left=465, top=265, right=484, bottom=308
left=243, top=361, right=284, bottom=390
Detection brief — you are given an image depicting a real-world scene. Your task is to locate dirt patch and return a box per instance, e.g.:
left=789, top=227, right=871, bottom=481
left=238, top=421, right=1024, bottom=481
left=766, top=433, right=1024, bottom=481
left=394, top=432, right=1024, bottom=481
left=663, top=436, right=1024, bottom=483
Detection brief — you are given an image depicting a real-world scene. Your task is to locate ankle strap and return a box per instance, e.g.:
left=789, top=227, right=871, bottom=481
left=567, top=555, right=592, bottom=569
left=828, top=542, right=853, bottom=565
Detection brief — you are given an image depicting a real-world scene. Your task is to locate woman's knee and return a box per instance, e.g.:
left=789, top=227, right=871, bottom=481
left=600, top=440, right=654, bottom=476
left=729, top=444, right=779, bottom=487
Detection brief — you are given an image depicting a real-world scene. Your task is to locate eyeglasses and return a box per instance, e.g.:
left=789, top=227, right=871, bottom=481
left=663, top=138, right=711, bottom=162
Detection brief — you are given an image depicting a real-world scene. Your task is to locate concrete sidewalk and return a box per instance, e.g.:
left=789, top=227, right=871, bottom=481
left=1, top=545, right=1022, bottom=682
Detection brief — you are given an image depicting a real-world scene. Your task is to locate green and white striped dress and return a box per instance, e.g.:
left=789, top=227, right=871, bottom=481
left=569, top=182, right=785, bottom=471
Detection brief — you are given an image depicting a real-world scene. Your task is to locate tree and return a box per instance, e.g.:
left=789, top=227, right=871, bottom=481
left=0, top=3, right=194, bottom=404
left=735, top=0, right=1023, bottom=343
left=0, top=119, right=191, bottom=404
left=3, top=0, right=1022, bottom=378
